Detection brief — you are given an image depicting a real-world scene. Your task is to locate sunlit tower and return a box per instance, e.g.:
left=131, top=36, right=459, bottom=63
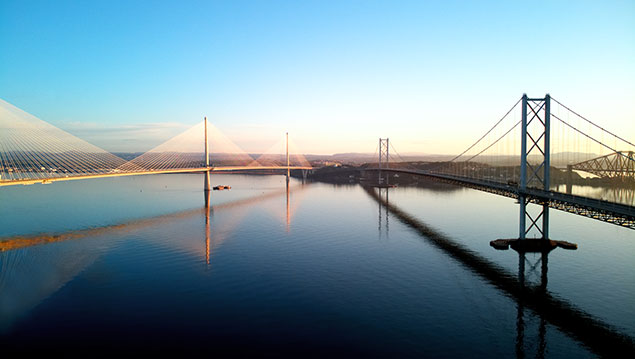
left=204, top=117, right=211, bottom=192
left=519, top=94, right=551, bottom=241
left=286, top=132, right=290, bottom=181
left=378, top=138, right=389, bottom=185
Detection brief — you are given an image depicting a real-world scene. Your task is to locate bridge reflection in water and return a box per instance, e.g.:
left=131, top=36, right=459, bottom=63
left=365, top=186, right=635, bottom=358
left=202, top=177, right=300, bottom=266
left=0, top=178, right=304, bottom=331
left=1, top=181, right=632, bottom=356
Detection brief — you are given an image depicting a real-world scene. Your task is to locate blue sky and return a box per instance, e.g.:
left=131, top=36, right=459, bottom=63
left=1, top=0, right=634, bottom=154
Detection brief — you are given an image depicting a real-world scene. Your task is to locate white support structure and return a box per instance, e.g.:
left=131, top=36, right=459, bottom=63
left=286, top=132, right=290, bottom=181
left=204, top=117, right=211, bottom=192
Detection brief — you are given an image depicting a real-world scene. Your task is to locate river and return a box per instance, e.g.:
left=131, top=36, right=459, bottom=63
left=0, top=174, right=633, bottom=357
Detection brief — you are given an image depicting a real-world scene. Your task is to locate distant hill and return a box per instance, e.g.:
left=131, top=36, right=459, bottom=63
left=108, top=151, right=605, bottom=167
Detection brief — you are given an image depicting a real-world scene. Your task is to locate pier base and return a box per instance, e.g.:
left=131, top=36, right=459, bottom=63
left=490, top=238, right=577, bottom=252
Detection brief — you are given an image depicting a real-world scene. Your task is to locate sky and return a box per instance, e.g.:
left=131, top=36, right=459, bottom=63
left=1, top=0, right=634, bottom=155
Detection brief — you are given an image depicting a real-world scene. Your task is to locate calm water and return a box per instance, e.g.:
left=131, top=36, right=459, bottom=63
left=0, top=174, right=633, bottom=357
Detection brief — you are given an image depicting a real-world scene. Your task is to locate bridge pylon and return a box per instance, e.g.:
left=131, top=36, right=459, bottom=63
left=519, top=94, right=551, bottom=241
left=378, top=138, right=389, bottom=185
left=491, top=94, right=575, bottom=253
left=286, top=132, right=290, bottom=183
left=204, top=116, right=211, bottom=192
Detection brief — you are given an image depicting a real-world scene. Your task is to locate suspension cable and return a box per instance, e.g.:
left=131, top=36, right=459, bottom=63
left=551, top=97, right=635, bottom=148
left=552, top=113, right=634, bottom=163
left=388, top=142, right=419, bottom=170
left=446, top=96, right=522, bottom=163
left=463, top=119, right=522, bottom=163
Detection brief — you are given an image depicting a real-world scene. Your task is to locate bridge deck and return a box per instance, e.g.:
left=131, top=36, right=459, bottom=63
left=369, top=168, right=635, bottom=229
left=0, top=166, right=313, bottom=187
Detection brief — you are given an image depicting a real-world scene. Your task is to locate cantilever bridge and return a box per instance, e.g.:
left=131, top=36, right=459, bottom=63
left=1, top=94, right=634, bottom=234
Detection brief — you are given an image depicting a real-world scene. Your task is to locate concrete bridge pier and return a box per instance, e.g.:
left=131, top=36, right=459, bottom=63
left=204, top=170, right=211, bottom=192
left=204, top=180, right=211, bottom=207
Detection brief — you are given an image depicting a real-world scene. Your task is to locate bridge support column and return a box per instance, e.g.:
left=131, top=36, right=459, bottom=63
left=543, top=95, right=551, bottom=239
left=286, top=132, right=290, bottom=180
left=286, top=175, right=290, bottom=232
left=493, top=94, right=579, bottom=253
left=542, top=202, right=549, bottom=240
left=378, top=138, right=389, bottom=185
left=204, top=171, right=211, bottom=191
left=386, top=139, right=389, bottom=186
left=518, top=94, right=551, bottom=241
left=204, top=116, right=211, bottom=192
left=519, top=195, right=527, bottom=240
left=378, top=138, right=382, bottom=184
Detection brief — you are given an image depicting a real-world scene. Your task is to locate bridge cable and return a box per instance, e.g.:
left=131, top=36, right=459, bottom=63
left=388, top=142, right=419, bottom=171
left=551, top=97, right=635, bottom=148
left=446, top=96, right=522, bottom=164
left=463, top=119, right=522, bottom=163
left=370, top=142, right=379, bottom=169
left=552, top=113, right=634, bottom=163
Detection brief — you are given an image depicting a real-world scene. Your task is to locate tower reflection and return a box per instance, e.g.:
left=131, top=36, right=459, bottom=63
left=364, top=185, right=633, bottom=358
left=378, top=187, right=390, bottom=238
left=515, top=251, right=549, bottom=358
left=205, top=189, right=212, bottom=266
left=201, top=178, right=307, bottom=265
left=286, top=174, right=290, bottom=233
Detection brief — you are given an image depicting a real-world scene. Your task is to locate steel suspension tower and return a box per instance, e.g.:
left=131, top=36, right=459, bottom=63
left=519, top=94, right=551, bottom=240
left=378, top=138, right=389, bottom=185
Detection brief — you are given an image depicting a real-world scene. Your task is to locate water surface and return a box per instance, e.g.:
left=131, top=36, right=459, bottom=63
left=0, top=174, right=633, bottom=357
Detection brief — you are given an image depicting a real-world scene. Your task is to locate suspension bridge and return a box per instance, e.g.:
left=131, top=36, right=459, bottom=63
left=367, top=94, right=635, bottom=237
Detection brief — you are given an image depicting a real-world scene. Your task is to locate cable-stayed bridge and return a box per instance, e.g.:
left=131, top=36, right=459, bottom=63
left=367, top=94, right=635, bottom=234
left=0, top=99, right=312, bottom=189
